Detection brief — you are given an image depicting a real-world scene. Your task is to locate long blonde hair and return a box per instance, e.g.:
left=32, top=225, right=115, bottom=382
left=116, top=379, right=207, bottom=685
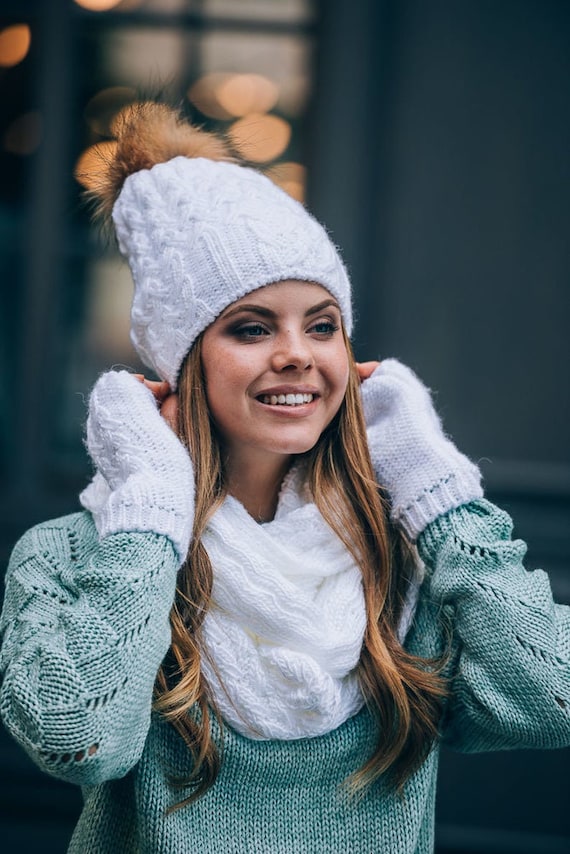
left=154, top=329, right=447, bottom=810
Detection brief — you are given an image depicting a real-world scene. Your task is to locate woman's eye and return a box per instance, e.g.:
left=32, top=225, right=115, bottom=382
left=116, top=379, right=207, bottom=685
left=234, top=323, right=268, bottom=339
left=310, top=320, right=339, bottom=336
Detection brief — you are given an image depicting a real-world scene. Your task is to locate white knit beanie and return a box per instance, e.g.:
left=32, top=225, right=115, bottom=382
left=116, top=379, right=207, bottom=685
left=111, top=154, right=352, bottom=389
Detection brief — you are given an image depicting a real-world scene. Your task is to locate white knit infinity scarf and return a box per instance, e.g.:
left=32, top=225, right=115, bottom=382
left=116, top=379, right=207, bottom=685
left=200, top=469, right=367, bottom=740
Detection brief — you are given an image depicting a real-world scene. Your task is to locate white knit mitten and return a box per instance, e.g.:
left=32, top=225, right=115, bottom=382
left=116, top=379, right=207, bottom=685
left=81, top=370, right=194, bottom=561
left=361, top=359, right=483, bottom=540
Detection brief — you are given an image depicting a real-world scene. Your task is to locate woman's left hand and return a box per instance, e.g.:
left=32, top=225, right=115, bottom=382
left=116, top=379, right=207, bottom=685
left=360, top=359, right=483, bottom=540
left=355, top=361, right=380, bottom=383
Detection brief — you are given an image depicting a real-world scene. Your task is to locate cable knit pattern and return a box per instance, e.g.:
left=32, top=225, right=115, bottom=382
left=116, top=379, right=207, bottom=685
left=1, top=501, right=569, bottom=852
left=113, top=157, right=352, bottom=388
left=80, top=370, right=195, bottom=561
left=200, top=467, right=367, bottom=739
left=361, top=359, right=483, bottom=540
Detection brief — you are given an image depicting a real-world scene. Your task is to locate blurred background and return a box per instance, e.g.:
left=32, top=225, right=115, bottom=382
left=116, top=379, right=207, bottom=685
left=0, top=0, right=569, bottom=851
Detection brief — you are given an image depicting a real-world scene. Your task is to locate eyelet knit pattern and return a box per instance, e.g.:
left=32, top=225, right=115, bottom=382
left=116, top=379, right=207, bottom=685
left=1, top=501, right=569, bottom=852
left=0, top=514, right=179, bottom=787
left=113, top=157, right=353, bottom=388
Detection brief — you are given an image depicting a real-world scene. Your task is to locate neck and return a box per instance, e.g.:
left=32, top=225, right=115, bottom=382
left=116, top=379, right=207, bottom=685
left=225, top=451, right=293, bottom=523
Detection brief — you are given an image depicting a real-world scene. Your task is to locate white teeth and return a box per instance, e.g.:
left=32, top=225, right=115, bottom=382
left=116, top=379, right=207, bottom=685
left=261, top=393, right=314, bottom=406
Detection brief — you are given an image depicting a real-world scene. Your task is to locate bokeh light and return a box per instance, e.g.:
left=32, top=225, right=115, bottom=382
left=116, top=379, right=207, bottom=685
left=187, top=73, right=235, bottom=120
left=4, top=112, right=42, bottom=156
left=74, top=141, right=118, bottom=192
left=0, top=24, right=31, bottom=68
left=266, top=161, right=306, bottom=203
left=216, top=73, right=279, bottom=117
left=85, top=87, right=137, bottom=136
left=73, top=0, right=124, bottom=11
left=188, top=72, right=280, bottom=120
left=228, top=113, right=291, bottom=163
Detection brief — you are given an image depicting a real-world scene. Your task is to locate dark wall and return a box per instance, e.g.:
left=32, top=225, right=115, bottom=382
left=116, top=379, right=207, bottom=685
left=311, top=1, right=570, bottom=852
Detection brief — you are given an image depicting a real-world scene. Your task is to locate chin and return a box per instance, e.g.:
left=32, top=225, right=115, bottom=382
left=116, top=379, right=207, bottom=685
left=269, top=437, right=320, bottom=456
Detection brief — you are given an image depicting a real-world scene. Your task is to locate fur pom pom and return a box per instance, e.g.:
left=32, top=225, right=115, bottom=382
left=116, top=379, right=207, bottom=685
left=78, top=102, right=234, bottom=226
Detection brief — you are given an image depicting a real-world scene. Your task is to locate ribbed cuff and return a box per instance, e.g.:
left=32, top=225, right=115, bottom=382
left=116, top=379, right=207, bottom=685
left=97, top=501, right=191, bottom=563
left=394, top=465, right=484, bottom=541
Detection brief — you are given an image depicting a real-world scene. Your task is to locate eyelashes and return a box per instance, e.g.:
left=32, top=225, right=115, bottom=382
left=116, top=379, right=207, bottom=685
left=233, top=323, right=267, bottom=339
left=311, top=321, right=339, bottom=336
left=231, top=320, right=340, bottom=341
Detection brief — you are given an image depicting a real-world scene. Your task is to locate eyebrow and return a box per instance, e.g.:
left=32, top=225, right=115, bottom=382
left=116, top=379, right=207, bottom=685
left=221, top=298, right=341, bottom=320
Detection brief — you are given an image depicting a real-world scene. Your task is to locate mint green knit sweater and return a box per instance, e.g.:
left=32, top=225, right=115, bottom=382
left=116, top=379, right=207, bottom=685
left=1, top=499, right=569, bottom=853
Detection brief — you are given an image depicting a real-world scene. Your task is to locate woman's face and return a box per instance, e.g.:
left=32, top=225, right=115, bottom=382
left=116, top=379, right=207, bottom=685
left=201, top=280, right=350, bottom=466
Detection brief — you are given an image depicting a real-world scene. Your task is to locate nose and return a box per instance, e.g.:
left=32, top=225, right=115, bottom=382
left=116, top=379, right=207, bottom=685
left=271, top=330, right=314, bottom=372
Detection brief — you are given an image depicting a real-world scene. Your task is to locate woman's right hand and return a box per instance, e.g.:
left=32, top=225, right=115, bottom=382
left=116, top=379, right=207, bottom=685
left=81, top=370, right=194, bottom=562
left=133, top=375, right=179, bottom=432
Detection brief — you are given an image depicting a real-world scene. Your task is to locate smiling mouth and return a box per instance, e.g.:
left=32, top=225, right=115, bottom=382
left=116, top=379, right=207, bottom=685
left=259, top=393, right=315, bottom=406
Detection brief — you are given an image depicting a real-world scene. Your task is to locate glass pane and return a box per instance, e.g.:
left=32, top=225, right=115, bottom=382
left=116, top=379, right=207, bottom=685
left=199, top=30, right=311, bottom=117
left=75, top=0, right=314, bottom=22
left=203, top=0, right=314, bottom=23
left=49, top=249, right=146, bottom=479
left=103, top=27, right=198, bottom=87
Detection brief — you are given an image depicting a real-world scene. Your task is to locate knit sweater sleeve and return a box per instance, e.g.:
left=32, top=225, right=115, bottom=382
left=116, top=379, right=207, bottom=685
left=414, top=499, right=570, bottom=752
left=0, top=511, right=178, bottom=785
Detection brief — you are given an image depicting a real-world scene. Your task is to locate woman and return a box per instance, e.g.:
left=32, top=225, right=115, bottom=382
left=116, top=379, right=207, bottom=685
left=1, top=104, right=569, bottom=853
